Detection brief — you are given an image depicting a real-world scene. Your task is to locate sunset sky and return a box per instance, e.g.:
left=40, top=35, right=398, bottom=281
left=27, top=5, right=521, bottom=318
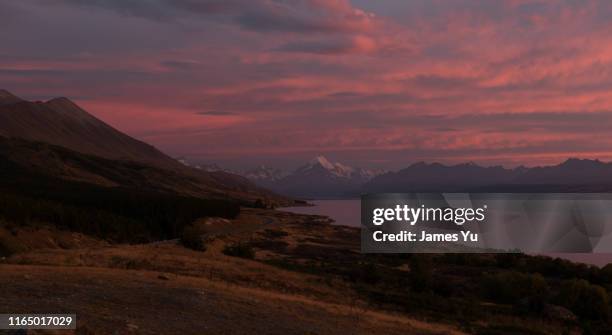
left=2, top=0, right=612, bottom=170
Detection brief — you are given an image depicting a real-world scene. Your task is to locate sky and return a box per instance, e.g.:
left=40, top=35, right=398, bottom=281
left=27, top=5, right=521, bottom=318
left=2, top=0, right=612, bottom=170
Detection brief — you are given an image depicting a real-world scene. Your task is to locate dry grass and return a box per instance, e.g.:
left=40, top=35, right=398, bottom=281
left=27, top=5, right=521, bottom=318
left=0, top=209, right=466, bottom=335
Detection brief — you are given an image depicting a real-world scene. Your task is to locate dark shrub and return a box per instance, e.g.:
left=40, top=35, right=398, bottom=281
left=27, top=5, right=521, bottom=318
left=409, top=255, right=433, bottom=292
left=180, top=224, right=207, bottom=251
left=223, top=243, right=255, bottom=259
left=0, top=233, right=26, bottom=257
left=253, top=199, right=266, bottom=208
left=354, top=262, right=382, bottom=285
left=495, top=253, right=522, bottom=268
left=475, top=323, right=549, bottom=335
left=557, top=279, right=609, bottom=320
left=483, top=271, right=548, bottom=305
left=262, top=229, right=289, bottom=239
left=601, top=263, right=612, bottom=284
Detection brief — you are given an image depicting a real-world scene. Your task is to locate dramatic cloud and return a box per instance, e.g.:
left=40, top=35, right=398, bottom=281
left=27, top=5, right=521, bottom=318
left=276, top=35, right=377, bottom=54
left=3, top=1, right=612, bottom=169
left=197, top=110, right=235, bottom=116
left=51, top=0, right=376, bottom=34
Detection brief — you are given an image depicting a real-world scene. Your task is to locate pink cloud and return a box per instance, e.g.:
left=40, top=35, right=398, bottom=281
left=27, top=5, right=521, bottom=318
left=4, top=1, right=612, bottom=169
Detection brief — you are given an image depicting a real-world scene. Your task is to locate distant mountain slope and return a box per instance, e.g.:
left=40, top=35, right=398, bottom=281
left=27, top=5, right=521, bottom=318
left=249, top=156, right=612, bottom=198
left=248, top=156, right=385, bottom=198
left=0, top=90, right=288, bottom=205
left=364, top=159, right=612, bottom=193
left=244, top=165, right=286, bottom=183
left=515, top=158, right=612, bottom=185
left=364, top=162, right=522, bottom=193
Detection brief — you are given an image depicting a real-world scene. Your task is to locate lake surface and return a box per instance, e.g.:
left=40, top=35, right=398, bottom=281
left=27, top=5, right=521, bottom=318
left=282, top=199, right=612, bottom=267
left=282, top=200, right=361, bottom=227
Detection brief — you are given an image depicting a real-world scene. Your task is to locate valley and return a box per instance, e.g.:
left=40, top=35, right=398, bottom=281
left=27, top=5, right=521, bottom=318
left=0, top=90, right=611, bottom=334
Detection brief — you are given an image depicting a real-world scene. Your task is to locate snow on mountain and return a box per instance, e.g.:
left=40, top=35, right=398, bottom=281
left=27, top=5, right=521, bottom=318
left=294, top=155, right=383, bottom=180
left=244, top=165, right=286, bottom=181
left=296, top=155, right=353, bottom=178
left=243, top=156, right=386, bottom=198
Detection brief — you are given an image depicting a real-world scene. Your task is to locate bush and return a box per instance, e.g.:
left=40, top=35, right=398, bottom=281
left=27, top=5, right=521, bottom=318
left=475, top=323, right=549, bottom=335
left=180, top=224, right=207, bottom=251
left=557, top=279, right=609, bottom=320
left=262, top=229, right=289, bottom=239
left=350, top=262, right=382, bottom=285
left=409, top=255, right=433, bottom=292
left=601, top=263, right=612, bottom=284
left=0, top=233, right=26, bottom=257
left=223, top=243, right=255, bottom=259
left=495, top=253, right=523, bottom=268
left=483, top=271, right=548, bottom=305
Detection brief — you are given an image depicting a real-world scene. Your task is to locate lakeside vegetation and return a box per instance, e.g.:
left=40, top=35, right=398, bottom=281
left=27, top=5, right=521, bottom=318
left=245, top=216, right=612, bottom=335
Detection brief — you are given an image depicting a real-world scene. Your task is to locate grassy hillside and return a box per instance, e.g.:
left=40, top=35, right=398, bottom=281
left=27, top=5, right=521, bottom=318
left=0, top=145, right=239, bottom=244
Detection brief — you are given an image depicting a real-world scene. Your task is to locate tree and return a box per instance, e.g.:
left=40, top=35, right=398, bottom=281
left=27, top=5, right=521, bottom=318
left=557, top=279, right=609, bottom=320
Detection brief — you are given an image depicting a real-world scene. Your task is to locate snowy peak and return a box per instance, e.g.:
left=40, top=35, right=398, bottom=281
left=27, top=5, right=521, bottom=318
left=246, top=156, right=386, bottom=198
left=242, top=155, right=386, bottom=188
left=310, top=155, right=336, bottom=170
left=352, top=167, right=388, bottom=181
left=244, top=165, right=285, bottom=181
left=299, top=155, right=354, bottom=178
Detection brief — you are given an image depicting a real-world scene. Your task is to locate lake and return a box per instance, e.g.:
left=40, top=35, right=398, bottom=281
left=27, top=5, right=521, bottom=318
left=283, top=200, right=361, bottom=227
left=282, top=199, right=612, bottom=267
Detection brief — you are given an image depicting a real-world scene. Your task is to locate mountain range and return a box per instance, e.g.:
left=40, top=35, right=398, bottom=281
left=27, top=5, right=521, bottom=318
left=244, top=156, right=386, bottom=198
left=242, top=156, right=612, bottom=198
left=8, top=87, right=610, bottom=201
left=365, top=159, right=612, bottom=193
left=0, top=89, right=286, bottom=205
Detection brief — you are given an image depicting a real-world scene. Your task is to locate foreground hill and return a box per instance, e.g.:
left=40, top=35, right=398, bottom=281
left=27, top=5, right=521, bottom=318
left=3, top=208, right=608, bottom=334
left=0, top=90, right=177, bottom=169
left=0, top=90, right=288, bottom=205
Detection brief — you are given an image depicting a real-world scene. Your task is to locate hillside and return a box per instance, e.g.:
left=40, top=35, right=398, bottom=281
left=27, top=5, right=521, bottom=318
left=3, top=207, right=608, bottom=334
left=0, top=93, right=177, bottom=169
left=0, top=90, right=288, bottom=205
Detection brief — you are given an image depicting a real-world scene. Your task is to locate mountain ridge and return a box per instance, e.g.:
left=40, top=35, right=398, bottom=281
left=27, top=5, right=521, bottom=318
left=244, top=156, right=612, bottom=198
left=365, top=158, right=612, bottom=193
left=245, top=155, right=386, bottom=198
left=0, top=89, right=23, bottom=106
left=0, top=90, right=288, bottom=205
left=0, top=92, right=179, bottom=169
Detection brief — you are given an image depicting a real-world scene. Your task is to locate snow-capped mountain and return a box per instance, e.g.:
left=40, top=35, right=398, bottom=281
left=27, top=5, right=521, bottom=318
left=292, top=156, right=385, bottom=181
left=243, top=165, right=286, bottom=182
left=245, top=156, right=385, bottom=198
left=295, top=156, right=355, bottom=178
